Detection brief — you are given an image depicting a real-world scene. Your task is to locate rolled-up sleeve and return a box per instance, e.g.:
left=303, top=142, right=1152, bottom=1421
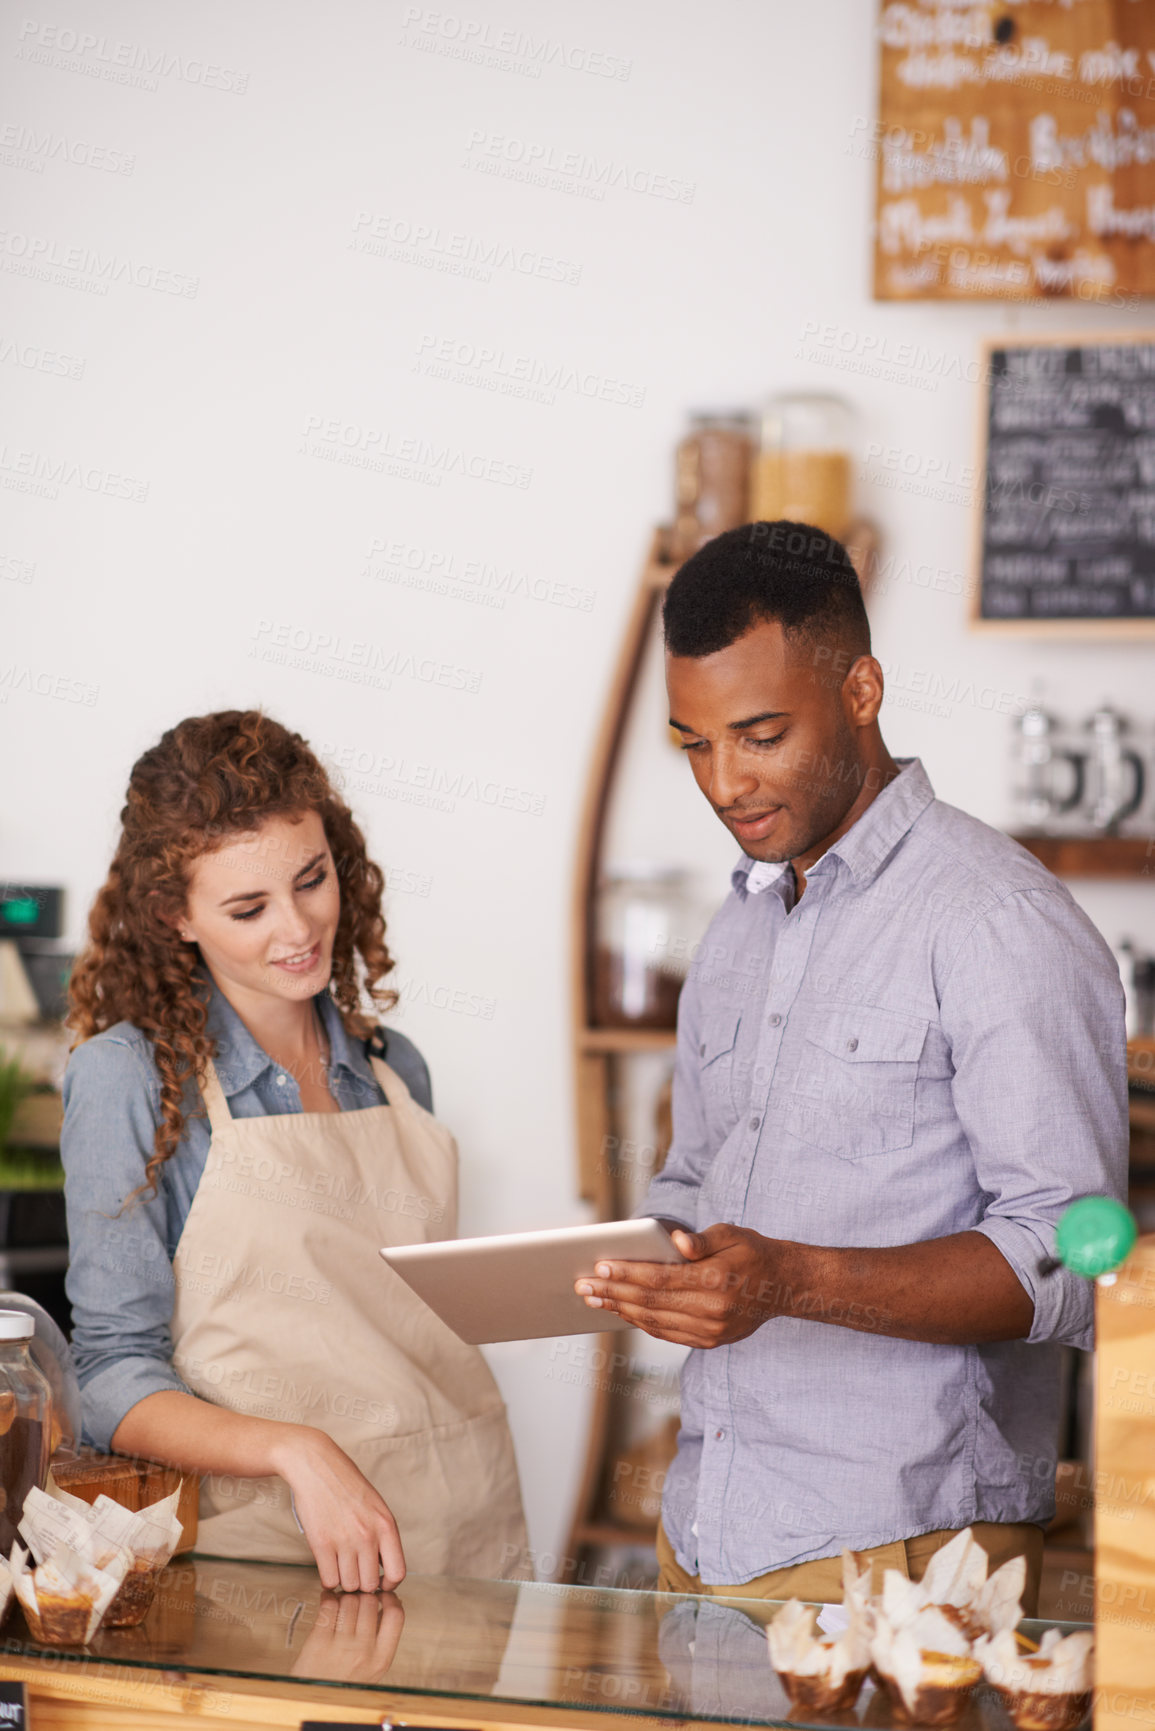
left=939, top=886, right=1129, bottom=1352
left=61, top=1037, right=191, bottom=1450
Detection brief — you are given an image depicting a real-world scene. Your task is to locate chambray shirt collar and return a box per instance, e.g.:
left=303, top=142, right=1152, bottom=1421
left=731, top=757, right=934, bottom=898
left=203, top=976, right=374, bottom=1098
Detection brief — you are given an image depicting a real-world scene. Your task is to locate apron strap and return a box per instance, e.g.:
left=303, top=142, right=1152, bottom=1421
left=199, top=1058, right=236, bottom=1135
left=367, top=1052, right=411, bottom=1106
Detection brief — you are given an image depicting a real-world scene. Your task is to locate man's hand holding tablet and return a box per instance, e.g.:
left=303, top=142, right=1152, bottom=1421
left=575, top=1222, right=790, bottom=1347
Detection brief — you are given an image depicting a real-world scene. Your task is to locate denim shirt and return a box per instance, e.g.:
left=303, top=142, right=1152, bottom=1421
left=61, top=982, right=433, bottom=1451
left=639, top=758, right=1128, bottom=1584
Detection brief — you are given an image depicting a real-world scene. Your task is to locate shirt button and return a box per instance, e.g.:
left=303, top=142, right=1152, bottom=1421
left=768, top=1013, right=782, bottom=1027
left=847, top=1037, right=859, bottom=1052
left=749, top=1116, right=761, bottom=1132
left=715, top=1429, right=725, bottom=1441
left=276, top=1073, right=287, bottom=1086
left=699, top=1041, right=706, bottom=1056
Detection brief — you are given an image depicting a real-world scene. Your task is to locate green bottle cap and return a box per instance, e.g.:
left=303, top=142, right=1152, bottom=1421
left=1054, top=1197, right=1138, bottom=1279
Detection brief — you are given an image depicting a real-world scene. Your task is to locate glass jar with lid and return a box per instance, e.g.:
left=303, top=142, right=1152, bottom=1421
left=593, top=866, right=691, bottom=1030
left=750, top=392, right=856, bottom=537
left=671, top=412, right=756, bottom=561
left=0, top=1291, right=81, bottom=1457
left=0, top=1308, right=52, bottom=1553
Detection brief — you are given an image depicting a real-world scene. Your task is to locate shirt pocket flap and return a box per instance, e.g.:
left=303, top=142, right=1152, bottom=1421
left=699, top=1010, right=741, bottom=1064
left=806, top=1010, right=928, bottom=1064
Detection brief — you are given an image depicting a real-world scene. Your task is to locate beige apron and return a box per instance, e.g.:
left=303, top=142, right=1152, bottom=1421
left=170, top=1051, right=528, bottom=1576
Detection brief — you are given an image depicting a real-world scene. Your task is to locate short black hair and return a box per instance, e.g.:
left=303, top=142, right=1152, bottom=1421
left=663, top=520, right=870, bottom=660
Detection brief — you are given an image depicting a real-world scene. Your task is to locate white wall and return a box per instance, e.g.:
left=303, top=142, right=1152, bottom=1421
left=3, top=0, right=1153, bottom=1570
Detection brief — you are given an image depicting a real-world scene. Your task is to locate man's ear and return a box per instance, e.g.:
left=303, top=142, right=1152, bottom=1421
left=843, top=655, right=884, bottom=727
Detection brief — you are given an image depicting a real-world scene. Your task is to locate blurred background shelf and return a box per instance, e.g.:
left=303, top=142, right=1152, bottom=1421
left=578, top=1029, right=678, bottom=1055
left=1012, top=835, right=1154, bottom=879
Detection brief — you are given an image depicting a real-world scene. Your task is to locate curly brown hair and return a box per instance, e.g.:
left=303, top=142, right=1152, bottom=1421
left=68, top=710, right=397, bottom=1197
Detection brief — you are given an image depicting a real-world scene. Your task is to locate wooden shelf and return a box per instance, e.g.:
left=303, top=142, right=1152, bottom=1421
left=579, top=1028, right=677, bottom=1054
left=569, top=1518, right=658, bottom=1548
left=1130, top=1095, right=1155, bottom=1134
left=1012, top=834, right=1155, bottom=878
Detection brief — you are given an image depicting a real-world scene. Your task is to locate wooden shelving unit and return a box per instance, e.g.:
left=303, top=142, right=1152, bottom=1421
left=1011, top=834, right=1155, bottom=879
left=570, top=528, right=680, bottom=1215
left=562, top=530, right=680, bottom=1585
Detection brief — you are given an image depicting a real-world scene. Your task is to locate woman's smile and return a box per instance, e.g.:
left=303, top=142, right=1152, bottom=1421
left=269, top=940, right=324, bottom=976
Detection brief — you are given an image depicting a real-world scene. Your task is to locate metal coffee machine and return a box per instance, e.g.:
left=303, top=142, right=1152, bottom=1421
left=1011, top=698, right=1149, bottom=836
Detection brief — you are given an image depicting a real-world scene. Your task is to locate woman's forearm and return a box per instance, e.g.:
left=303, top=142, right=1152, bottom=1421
left=111, top=1391, right=405, bottom=1593
left=110, top=1389, right=318, bottom=1481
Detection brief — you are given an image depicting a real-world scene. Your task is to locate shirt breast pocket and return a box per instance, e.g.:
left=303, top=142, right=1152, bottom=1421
left=789, top=1009, right=928, bottom=1160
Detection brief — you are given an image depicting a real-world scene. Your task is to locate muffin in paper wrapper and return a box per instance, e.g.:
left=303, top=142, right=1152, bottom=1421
left=766, top=1554, right=873, bottom=1711
left=18, top=1485, right=101, bottom=1566
left=869, top=1528, right=1028, bottom=1728
left=20, top=1482, right=182, bottom=1628
left=11, top=1535, right=131, bottom=1645
left=870, top=1617, right=981, bottom=1725
left=974, top=1628, right=1094, bottom=1731
left=85, top=1488, right=182, bottom=1626
left=877, top=1527, right=1026, bottom=1643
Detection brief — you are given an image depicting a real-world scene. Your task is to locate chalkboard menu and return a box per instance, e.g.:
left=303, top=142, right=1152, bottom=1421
left=977, top=337, right=1155, bottom=629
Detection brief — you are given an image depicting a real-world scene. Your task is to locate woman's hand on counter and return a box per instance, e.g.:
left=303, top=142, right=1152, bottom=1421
left=112, top=1392, right=406, bottom=1593
left=269, top=1426, right=407, bottom=1594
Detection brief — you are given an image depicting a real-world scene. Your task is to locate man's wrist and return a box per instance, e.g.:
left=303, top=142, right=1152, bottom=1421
left=751, top=1235, right=821, bottom=1323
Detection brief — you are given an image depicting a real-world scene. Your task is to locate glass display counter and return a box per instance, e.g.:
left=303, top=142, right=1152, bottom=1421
left=0, top=1556, right=1091, bottom=1731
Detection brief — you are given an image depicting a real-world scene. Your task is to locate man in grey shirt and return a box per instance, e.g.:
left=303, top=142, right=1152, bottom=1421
left=576, top=521, right=1127, bottom=1609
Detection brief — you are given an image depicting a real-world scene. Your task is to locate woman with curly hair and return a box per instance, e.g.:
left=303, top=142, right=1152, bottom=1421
left=62, top=710, right=526, bottom=1592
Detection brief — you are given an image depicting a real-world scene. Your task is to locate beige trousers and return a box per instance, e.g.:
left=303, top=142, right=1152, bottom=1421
left=656, top=1519, right=1044, bottom=1617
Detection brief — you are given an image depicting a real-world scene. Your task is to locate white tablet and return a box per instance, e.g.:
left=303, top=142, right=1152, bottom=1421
left=380, top=1217, right=685, bottom=1344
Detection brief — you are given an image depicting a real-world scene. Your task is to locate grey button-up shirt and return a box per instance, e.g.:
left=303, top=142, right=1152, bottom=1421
left=639, top=759, right=1128, bottom=1585
left=61, top=982, right=432, bottom=1451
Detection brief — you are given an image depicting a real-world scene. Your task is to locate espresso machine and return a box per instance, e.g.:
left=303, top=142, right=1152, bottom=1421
left=1011, top=700, right=1147, bottom=836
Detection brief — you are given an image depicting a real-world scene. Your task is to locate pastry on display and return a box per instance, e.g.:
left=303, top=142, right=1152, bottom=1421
left=82, top=1487, right=183, bottom=1627
left=19, top=1480, right=183, bottom=1629
left=766, top=1597, right=871, bottom=1711
left=974, top=1627, right=1094, bottom=1731
left=878, top=1527, right=1026, bottom=1641
left=764, top=1527, right=1091, bottom=1728
left=868, top=1530, right=1022, bottom=1721
left=11, top=1537, right=130, bottom=1645
left=870, top=1617, right=982, bottom=1724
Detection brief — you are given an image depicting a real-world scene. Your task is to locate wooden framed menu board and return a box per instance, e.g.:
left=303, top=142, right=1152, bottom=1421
left=975, top=333, right=1155, bottom=631
left=875, top=0, right=1155, bottom=301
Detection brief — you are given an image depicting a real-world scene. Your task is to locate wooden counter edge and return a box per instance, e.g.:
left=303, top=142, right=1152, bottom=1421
left=0, top=1655, right=716, bottom=1731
